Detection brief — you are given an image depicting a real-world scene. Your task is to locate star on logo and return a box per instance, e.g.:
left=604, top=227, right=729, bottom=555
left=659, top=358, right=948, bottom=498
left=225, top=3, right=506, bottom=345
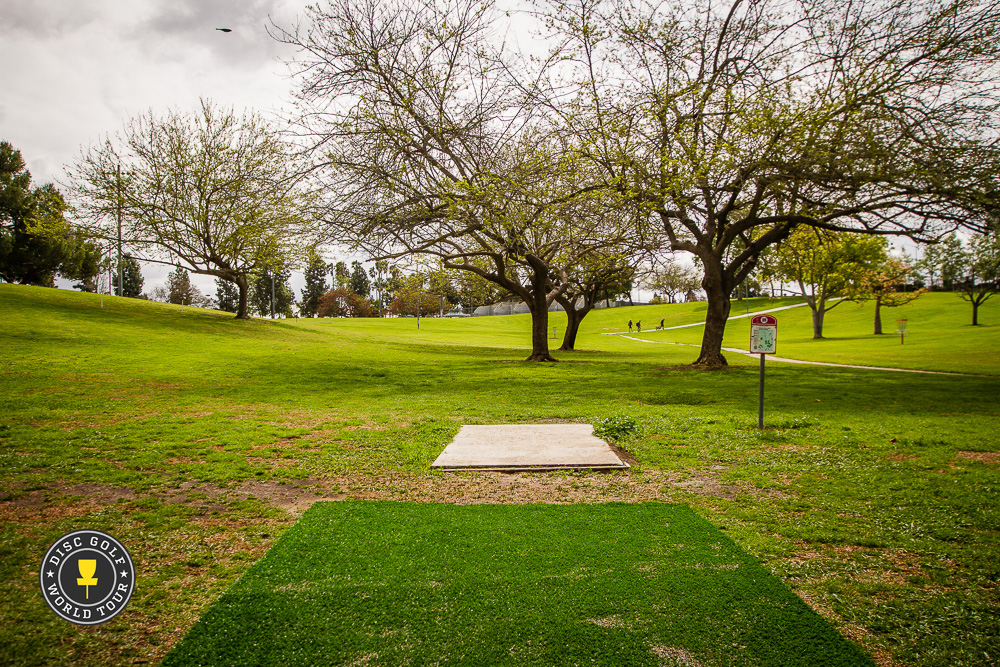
left=47, top=570, right=55, bottom=578
left=120, top=570, right=129, bottom=578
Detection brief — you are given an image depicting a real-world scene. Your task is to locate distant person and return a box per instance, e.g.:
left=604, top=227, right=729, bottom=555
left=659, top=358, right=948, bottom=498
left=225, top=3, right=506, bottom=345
left=636, top=320, right=641, bottom=332
left=659, top=318, right=664, bottom=330
left=628, top=319, right=633, bottom=332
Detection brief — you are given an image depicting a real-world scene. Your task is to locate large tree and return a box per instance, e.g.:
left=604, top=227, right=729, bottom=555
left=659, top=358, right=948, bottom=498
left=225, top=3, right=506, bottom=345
left=543, top=0, right=1000, bottom=365
left=68, top=100, right=315, bottom=318
left=1, top=141, right=100, bottom=287
left=274, top=0, right=643, bottom=361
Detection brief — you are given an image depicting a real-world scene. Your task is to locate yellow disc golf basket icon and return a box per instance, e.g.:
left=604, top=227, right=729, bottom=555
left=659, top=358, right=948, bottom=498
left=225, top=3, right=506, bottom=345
left=77, top=559, right=98, bottom=599
left=896, top=318, right=908, bottom=345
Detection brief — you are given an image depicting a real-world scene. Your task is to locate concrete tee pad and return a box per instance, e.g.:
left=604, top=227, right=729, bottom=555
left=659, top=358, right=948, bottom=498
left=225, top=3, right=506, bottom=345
left=431, top=424, right=629, bottom=472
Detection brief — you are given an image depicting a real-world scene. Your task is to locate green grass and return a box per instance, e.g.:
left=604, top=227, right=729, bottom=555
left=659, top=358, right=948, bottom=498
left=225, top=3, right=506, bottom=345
left=635, top=293, right=1000, bottom=374
left=163, top=501, right=874, bottom=667
left=1, top=283, right=999, bottom=666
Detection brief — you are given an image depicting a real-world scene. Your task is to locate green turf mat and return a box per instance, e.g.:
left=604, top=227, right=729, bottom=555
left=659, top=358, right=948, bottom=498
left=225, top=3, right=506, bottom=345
left=163, top=501, right=874, bottom=666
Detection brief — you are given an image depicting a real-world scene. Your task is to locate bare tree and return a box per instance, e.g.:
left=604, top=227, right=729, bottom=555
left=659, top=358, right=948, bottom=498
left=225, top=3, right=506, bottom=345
left=68, top=100, right=316, bottom=319
left=646, top=258, right=702, bottom=304
left=542, top=0, right=1000, bottom=365
left=273, top=0, right=645, bottom=360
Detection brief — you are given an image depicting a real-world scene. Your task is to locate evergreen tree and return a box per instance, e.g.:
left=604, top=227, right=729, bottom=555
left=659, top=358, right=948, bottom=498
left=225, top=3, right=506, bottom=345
left=333, top=261, right=349, bottom=288
left=112, top=255, right=144, bottom=297
left=349, top=260, right=370, bottom=297
left=250, top=267, right=294, bottom=317
left=1, top=142, right=99, bottom=286
left=300, top=252, right=329, bottom=317
left=167, top=266, right=193, bottom=305
left=216, top=277, right=240, bottom=313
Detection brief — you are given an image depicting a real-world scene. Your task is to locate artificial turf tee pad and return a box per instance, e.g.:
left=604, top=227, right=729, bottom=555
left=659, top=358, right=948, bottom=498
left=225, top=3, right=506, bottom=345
left=163, top=501, right=874, bottom=666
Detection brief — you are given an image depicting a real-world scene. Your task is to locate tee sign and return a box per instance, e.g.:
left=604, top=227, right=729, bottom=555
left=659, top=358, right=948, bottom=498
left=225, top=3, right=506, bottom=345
left=750, top=315, right=777, bottom=354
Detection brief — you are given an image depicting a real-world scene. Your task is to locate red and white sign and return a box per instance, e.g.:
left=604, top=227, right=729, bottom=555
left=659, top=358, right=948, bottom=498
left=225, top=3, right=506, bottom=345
left=750, top=315, right=777, bottom=354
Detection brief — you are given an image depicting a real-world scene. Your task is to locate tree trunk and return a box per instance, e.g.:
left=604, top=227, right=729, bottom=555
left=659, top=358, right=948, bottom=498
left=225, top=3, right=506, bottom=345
left=525, top=273, right=557, bottom=362
left=811, top=305, right=825, bottom=338
left=694, top=268, right=731, bottom=367
left=873, top=295, right=883, bottom=334
left=527, top=308, right=556, bottom=361
left=558, top=303, right=592, bottom=351
left=972, top=298, right=979, bottom=326
left=235, top=275, right=250, bottom=319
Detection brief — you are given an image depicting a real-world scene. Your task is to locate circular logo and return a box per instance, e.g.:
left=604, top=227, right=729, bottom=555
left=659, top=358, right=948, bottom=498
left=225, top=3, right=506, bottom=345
left=39, top=530, right=136, bottom=625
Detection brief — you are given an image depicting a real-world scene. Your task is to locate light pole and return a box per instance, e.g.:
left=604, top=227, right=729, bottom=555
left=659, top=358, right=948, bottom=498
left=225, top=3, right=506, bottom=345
left=116, top=163, right=123, bottom=297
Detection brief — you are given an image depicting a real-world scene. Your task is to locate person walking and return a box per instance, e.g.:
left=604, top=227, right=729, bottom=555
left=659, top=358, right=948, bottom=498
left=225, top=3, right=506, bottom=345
left=659, top=318, right=664, bottom=330
left=636, top=320, right=642, bottom=332
left=628, top=319, right=633, bottom=332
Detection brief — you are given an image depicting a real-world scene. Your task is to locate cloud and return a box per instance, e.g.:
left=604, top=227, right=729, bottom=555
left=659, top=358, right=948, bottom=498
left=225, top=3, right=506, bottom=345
left=140, top=0, right=289, bottom=68
left=1, top=0, right=311, bottom=186
left=0, top=0, right=107, bottom=38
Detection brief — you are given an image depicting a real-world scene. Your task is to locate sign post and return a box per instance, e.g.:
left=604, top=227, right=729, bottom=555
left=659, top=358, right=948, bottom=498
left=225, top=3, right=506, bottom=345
left=750, top=315, right=778, bottom=429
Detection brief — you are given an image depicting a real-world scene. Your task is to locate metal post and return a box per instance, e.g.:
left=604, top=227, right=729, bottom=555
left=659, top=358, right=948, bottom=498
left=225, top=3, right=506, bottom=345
left=758, top=353, right=765, bottom=429
left=116, top=164, right=123, bottom=296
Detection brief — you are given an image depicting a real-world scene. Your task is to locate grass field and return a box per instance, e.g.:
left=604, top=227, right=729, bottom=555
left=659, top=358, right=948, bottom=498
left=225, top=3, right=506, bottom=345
left=1, top=283, right=999, bottom=666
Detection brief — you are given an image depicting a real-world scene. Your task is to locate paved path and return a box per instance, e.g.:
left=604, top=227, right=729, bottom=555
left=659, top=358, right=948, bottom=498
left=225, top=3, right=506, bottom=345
left=615, top=335, right=967, bottom=375
left=608, top=301, right=815, bottom=334
left=609, top=302, right=972, bottom=376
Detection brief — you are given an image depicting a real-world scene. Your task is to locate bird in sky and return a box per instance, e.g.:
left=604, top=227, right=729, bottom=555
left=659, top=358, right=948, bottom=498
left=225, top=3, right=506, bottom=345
left=216, top=28, right=232, bottom=33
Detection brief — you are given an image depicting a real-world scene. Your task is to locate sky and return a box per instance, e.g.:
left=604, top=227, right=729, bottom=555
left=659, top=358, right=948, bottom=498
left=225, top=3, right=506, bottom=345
left=1, top=0, right=316, bottom=295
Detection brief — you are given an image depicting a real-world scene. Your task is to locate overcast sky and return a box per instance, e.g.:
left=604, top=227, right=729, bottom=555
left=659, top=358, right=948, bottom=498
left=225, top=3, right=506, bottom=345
left=1, top=0, right=318, bottom=294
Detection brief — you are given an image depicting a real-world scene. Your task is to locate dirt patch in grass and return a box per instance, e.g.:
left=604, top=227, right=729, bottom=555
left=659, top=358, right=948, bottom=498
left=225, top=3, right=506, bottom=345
left=0, top=483, right=136, bottom=523
left=649, top=645, right=704, bottom=666
left=955, top=450, right=1000, bottom=464
left=291, top=468, right=740, bottom=506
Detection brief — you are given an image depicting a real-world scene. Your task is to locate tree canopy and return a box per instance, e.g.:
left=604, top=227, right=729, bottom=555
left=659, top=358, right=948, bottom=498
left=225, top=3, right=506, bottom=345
left=1, top=141, right=101, bottom=288
left=541, top=0, right=1000, bottom=364
left=68, top=100, right=316, bottom=318
left=767, top=227, right=888, bottom=338
left=274, top=0, right=650, bottom=360
left=941, top=231, right=1000, bottom=325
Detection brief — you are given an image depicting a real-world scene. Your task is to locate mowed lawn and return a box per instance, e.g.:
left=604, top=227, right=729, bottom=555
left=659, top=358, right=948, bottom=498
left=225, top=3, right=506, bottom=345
left=1, top=283, right=999, bottom=666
